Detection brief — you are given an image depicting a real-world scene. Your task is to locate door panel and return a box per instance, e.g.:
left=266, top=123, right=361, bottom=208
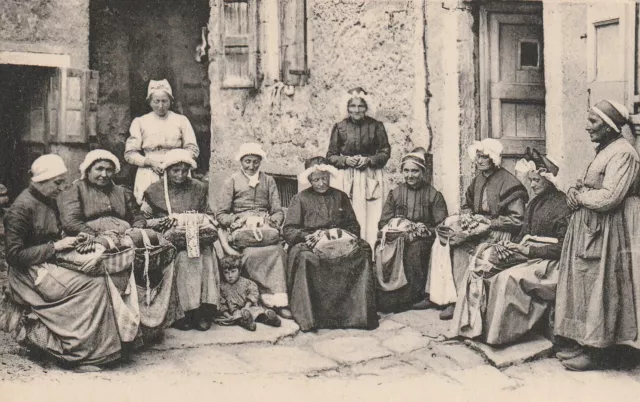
left=586, top=2, right=635, bottom=111
left=488, top=11, right=545, bottom=163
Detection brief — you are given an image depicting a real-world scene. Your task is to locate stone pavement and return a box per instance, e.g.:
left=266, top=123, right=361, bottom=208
left=3, top=307, right=640, bottom=401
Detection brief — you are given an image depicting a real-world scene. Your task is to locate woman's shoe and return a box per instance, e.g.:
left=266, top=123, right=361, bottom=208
left=74, top=365, right=102, bottom=373
left=556, top=346, right=584, bottom=361
left=195, top=316, right=212, bottom=331
left=411, top=299, right=437, bottom=310
left=562, top=353, right=601, bottom=371
left=274, top=307, right=293, bottom=320
left=439, top=304, right=456, bottom=320
left=172, top=317, right=192, bottom=331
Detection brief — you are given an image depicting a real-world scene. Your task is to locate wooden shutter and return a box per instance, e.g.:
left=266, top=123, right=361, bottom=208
left=221, top=0, right=257, bottom=88
left=281, top=0, right=308, bottom=86
left=49, top=68, right=98, bottom=143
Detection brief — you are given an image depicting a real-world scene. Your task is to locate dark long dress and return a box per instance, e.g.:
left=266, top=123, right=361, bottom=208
left=377, top=182, right=448, bottom=312
left=283, top=187, right=378, bottom=331
left=5, top=187, right=121, bottom=366
left=326, top=116, right=391, bottom=249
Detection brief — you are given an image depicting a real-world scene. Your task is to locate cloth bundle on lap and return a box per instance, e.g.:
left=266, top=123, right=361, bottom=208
left=312, top=228, right=359, bottom=260
left=229, top=211, right=280, bottom=248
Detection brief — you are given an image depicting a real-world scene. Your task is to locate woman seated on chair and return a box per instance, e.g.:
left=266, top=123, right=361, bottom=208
left=282, top=156, right=378, bottom=332
left=437, top=138, right=529, bottom=321
left=215, top=143, right=292, bottom=319
left=141, top=149, right=220, bottom=331
left=376, top=148, right=448, bottom=313
left=450, top=150, right=572, bottom=345
left=3, top=155, right=122, bottom=372
left=59, top=150, right=176, bottom=338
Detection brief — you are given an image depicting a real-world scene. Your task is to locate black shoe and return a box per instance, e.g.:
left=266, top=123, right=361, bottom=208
left=256, top=309, right=281, bottom=327
left=172, top=317, right=192, bottom=331
left=238, top=309, right=256, bottom=331
left=439, top=304, right=455, bottom=320
left=194, top=305, right=214, bottom=331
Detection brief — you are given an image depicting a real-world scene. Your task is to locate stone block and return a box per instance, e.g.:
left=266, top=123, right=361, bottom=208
left=312, top=336, right=392, bottom=365
left=388, top=309, right=451, bottom=338
left=350, top=358, right=424, bottom=378
left=447, top=365, right=518, bottom=391
left=151, top=319, right=299, bottom=350
left=432, top=343, right=487, bottom=369
left=237, top=346, right=337, bottom=374
left=377, top=319, right=406, bottom=332
left=465, top=334, right=553, bottom=368
left=181, top=348, right=256, bottom=375
left=406, top=349, right=462, bottom=372
left=381, top=329, right=431, bottom=354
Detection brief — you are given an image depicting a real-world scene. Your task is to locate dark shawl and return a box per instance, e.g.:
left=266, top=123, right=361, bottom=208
left=143, top=177, right=210, bottom=217
left=379, top=182, right=449, bottom=230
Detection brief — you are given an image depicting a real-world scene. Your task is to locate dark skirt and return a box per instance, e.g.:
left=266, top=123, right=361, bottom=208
left=286, top=241, right=378, bottom=332
left=376, top=237, right=434, bottom=313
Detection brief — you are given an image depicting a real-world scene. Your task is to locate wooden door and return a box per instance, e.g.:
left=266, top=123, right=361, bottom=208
left=480, top=4, right=545, bottom=172
left=586, top=2, right=636, bottom=140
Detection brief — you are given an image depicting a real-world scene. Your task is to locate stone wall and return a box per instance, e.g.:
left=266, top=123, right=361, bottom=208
left=208, top=0, right=428, bottom=207
left=0, top=0, right=90, bottom=69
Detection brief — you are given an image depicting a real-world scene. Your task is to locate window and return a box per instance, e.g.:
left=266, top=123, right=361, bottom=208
left=518, top=39, right=540, bottom=69
left=281, top=0, right=308, bottom=86
left=221, top=0, right=257, bottom=88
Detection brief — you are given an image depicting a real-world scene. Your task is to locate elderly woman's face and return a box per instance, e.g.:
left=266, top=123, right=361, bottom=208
left=475, top=151, right=494, bottom=171
left=586, top=111, right=613, bottom=143
left=35, top=175, right=67, bottom=199
left=347, top=97, right=367, bottom=121
left=150, top=92, right=171, bottom=117
left=528, top=170, right=554, bottom=197
left=402, top=162, right=424, bottom=187
left=167, top=163, right=190, bottom=185
left=87, top=160, right=115, bottom=187
left=309, top=171, right=330, bottom=193
left=240, top=155, right=262, bottom=176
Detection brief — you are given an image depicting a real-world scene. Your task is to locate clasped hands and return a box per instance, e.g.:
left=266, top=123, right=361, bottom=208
left=345, top=155, right=371, bottom=170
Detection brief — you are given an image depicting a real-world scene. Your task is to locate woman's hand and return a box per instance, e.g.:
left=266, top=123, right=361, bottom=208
left=566, top=188, right=581, bottom=210
left=345, top=156, right=360, bottom=168
left=54, top=237, right=77, bottom=252
left=355, top=156, right=370, bottom=170
left=504, top=242, right=530, bottom=257
left=230, top=215, right=246, bottom=230
left=144, top=158, right=164, bottom=176
left=415, top=223, right=432, bottom=238
left=304, top=230, right=323, bottom=248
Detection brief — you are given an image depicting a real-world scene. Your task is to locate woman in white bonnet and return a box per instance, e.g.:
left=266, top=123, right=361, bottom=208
left=326, top=87, right=391, bottom=250
left=4, top=155, right=123, bottom=372
left=125, top=79, right=199, bottom=203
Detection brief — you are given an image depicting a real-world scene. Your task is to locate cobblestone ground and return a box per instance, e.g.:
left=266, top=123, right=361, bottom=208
left=2, top=301, right=640, bottom=401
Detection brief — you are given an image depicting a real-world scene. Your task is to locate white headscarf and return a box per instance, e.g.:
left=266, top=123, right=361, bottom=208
left=339, top=87, right=376, bottom=118
left=297, top=164, right=340, bottom=191
left=147, top=79, right=174, bottom=100
left=161, top=149, right=197, bottom=170
left=236, top=143, right=267, bottom=188
left=468, top=138, right=504, bottom=167
left=79, top=150, right=121, bottom=180
left=30, top=154, right=68, bottom=183
left=591, top=99, right=629, bottom=134
left=514, top=158, right=558, bottom=188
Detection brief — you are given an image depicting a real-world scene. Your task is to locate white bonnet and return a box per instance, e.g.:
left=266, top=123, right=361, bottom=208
left=79, top=150, right=121, bottom=180
left=235, top=142, right=267, bottom=162
left=468, top=138, right=504, bottom=167
left=162, top=149, right=197, bottom=170
left=31, top=154, right=68, bottom=183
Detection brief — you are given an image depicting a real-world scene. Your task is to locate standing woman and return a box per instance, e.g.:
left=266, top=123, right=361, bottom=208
left=327, top=87, right=391, bottom=250
left=555, top=100, right=640, bottom=371
left=125, top=79, right=199, bottom=203
left=376, top=148, right=448, bottom=312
